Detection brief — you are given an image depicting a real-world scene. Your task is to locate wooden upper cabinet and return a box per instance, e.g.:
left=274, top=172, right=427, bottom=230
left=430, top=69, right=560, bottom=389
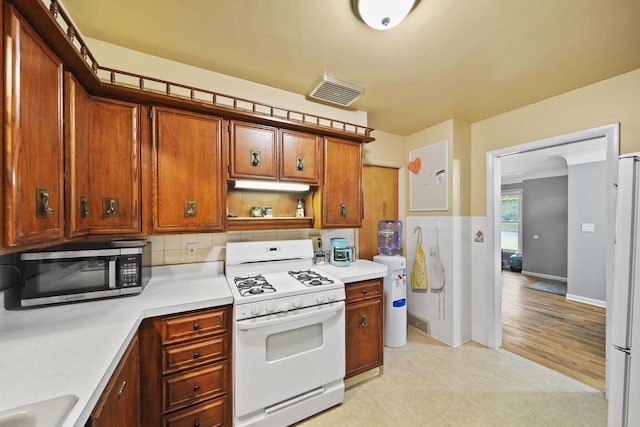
left=3, top=5, right=64, bottom=249
left=279, top=130, right=321, bottom=184
left=65, top=74, right=142, bottom=237
left=151, top=107, right=225, bottom=233
left=228, top=121, right=277, bottom=180
left=318, top=137, right=363, bottom=228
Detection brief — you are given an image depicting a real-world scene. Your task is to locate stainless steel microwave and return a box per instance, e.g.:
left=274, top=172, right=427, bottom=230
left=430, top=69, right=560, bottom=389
left=16, top=240, right=151, bottom=308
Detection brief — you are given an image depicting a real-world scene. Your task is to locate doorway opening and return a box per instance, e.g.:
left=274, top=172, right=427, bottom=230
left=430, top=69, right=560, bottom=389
left=486, top=124, right=619, bottom=393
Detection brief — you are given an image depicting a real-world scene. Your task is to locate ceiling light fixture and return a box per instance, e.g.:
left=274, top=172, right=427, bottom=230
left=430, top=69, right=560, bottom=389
left=353, top=0, right=418, bottom=30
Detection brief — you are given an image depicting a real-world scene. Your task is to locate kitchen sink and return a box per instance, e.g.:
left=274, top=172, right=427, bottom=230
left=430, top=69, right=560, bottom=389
left=0, top=395, right=78, bottom=427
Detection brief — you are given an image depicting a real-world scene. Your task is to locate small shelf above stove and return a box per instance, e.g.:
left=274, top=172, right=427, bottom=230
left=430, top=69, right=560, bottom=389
left=226, top=216, right=314, bottom=231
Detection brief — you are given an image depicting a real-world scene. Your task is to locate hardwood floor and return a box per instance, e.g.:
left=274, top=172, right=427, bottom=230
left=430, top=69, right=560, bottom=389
left=501, top=270, right=606, bottom=391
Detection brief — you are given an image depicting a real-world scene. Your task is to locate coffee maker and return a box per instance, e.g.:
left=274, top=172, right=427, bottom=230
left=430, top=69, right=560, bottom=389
left=330, top=237, right=352, bottom=267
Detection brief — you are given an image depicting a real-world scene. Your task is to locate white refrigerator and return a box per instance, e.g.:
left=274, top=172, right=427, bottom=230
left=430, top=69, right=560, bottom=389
left=609, top=154, right=640, bottom=426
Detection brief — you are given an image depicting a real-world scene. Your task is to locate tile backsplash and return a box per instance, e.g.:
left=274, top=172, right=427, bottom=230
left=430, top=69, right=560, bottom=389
left=147, top=229, right=356, bottom=266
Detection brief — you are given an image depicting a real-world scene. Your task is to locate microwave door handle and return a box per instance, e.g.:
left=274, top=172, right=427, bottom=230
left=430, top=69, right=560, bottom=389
left=108, top=258, right=117, bottom=289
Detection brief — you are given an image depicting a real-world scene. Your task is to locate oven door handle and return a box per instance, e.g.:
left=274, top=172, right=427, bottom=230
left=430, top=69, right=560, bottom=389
left=236, top=302, right=344, bottom=335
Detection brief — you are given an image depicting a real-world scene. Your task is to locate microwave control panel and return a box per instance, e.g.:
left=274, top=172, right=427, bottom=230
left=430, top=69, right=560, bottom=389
left=119, top=255, right=140, bottom=287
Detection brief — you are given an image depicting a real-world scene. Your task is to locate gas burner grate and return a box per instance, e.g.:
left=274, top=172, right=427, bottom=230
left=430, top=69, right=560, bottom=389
left=288, top=270, right=334, bottom=287
left=234, top=274, right=276, bottom=297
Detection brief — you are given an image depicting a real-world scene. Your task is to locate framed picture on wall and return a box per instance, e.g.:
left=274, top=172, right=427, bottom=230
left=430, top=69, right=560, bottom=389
left=409, top=140, right=448, bottom=211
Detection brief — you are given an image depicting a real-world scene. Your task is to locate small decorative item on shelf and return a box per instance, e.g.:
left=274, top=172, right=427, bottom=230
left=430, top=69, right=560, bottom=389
left=263, top=206, right=273, bottom=217
left=251, top=206, right=262, bottom=217
left=296, top=197, right=305, bottom=218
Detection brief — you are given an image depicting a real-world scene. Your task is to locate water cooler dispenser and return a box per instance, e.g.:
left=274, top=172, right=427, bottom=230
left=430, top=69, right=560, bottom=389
left=374, top=220, right=407, bottom=348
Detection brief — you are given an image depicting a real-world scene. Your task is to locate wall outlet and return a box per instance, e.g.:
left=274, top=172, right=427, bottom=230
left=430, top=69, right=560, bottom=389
left=186, top=243, right=197, bottom=259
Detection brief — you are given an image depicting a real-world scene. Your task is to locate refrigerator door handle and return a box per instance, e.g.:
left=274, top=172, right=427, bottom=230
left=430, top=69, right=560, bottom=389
left=613, top=344, right=632, bottom=355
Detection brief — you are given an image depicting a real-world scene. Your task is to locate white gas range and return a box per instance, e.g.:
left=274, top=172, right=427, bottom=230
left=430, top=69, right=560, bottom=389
left=225, top=239, right=346, bottom=427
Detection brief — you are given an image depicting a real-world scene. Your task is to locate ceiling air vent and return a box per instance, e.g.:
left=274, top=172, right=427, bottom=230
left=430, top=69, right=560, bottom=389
left=308, top=75, right=364, bottom=107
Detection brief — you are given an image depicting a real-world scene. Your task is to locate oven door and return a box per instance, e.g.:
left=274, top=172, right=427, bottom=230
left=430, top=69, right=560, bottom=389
left=234, top=300, right=345, bottom=420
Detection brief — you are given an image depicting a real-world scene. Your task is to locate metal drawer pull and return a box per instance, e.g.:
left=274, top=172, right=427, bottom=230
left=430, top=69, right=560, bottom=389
left=193, top=420, right=200, bottom=427
left=250, top=150, right=261, bottom=167
left=360, top=313, right=368, bottom=328
left=184, top=199, right=197, bottom=217
left=193, top=351, right=201, bottom=359
left=362, top=289, right=368, bottom=295
left=193, top=383, right=201, bottom=392
left=80, top=195, right=90, bottom=218
left=36, top=188, right=55, bottom=218
left=193, top=322, right=201, bottom=331
left=103, top=197, right=119, bottom=217
left=117, top=380, right=127, bottom=399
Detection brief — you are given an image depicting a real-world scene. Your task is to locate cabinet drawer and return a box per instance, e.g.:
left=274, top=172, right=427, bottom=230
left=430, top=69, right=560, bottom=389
left=346, top=279, right=382, bottom=303
left=163, top=335, right=228, bottom=374
left=160, top=308, right=228, bottom=344
left=163, top=396, right=229, bottom=427
left=163, top=363, right=228, bottom=412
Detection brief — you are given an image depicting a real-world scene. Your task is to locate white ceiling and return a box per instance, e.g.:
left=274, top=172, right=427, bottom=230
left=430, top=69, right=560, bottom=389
left=60, top=0, right=640, bottom=136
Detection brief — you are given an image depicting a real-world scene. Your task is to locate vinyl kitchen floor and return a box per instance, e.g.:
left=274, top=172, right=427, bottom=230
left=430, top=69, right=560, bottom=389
left=297, top=326, right=607, bottom=427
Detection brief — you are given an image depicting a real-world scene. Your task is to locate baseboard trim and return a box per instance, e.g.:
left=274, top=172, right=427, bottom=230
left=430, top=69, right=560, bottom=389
left=566, top=293, right=606, bottom=308
left=407, top=313, right=430, bottom=335
left=520, top=270, right=567, bottom=283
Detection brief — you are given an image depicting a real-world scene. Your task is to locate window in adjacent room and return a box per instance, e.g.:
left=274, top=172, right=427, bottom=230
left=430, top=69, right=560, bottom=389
left=501, top=190, right=522, bottom=251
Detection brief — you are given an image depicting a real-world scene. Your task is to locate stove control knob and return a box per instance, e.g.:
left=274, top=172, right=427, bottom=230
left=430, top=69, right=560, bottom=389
left=266, top=302, right=276, bottom=313
left=251, top=305, right=262, bottom=316
left=327, top=292, right=336, bottom=302
left=316, top=294, right=327, bottom=304
left=292, top=297, right=303, bottom=308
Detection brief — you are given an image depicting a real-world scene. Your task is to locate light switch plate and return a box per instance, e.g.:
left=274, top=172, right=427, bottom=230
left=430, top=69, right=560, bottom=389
left=581, top=223, right=595, bottom=232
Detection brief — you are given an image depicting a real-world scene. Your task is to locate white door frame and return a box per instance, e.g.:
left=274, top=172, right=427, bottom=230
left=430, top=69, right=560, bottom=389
left=485, top=123, right=619, bottom=391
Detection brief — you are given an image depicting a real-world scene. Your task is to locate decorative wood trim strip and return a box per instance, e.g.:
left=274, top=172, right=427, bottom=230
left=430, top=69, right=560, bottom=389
left=25, top=0, right=374, bottom=139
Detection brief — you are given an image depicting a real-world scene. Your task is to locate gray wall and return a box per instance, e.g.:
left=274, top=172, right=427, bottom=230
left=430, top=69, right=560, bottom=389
left=501, top=178, right=569, bottom=277
left=567, top=161, right=607, bottom=301
left=521, top=176, right=568, bottom=278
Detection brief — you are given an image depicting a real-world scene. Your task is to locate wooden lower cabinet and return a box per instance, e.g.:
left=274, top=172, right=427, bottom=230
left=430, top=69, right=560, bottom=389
left=87, top=334, right=140, bottom=427
left=140, top=306, right=232, bottom=427
left=345, top=279, right=384, bottom=378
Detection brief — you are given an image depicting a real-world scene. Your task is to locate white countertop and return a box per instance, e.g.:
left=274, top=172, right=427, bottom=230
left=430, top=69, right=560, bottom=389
left=316, top=259, right=388, bottom=283
left=0, top=261, right=232, bottom=427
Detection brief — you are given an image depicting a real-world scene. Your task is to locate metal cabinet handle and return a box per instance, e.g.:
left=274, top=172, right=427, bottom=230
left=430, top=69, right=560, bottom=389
left=103, top=198, right=119, bottom=217
left=296, top=156, right=305, bottom=171
left=193, top=322, right=201, bottom=331
left=193, top=420, right=200, bottom=427
left=117, top=380, right=127, bottom=399
left=361, top=289, right=368, bottom=295
left=340, top=203, right=347, bottom=218
left=184, top=199, right=197, bottom=217
left=360, top=313, right=368, bottom=328
left=193, top=383, right=201, bottom=392
left=80, top=195, right=90, bottom=218
left=250, top=150, right=261, bottom=167
left=36, top=188, right=55, bottom=218
left=193, top=351, right=201, bottom=359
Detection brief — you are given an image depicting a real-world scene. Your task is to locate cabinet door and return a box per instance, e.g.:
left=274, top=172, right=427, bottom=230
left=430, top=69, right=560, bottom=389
left=321, top=137, right=362, bottom=228
left=345, top=297, right=383, bottom=378
left=279, top=130, right=320, bottom=184
left=89, top=335, right=140, bottom=427
left=152, top=107, right=224, bottom=233
left=3, top=6, right=64, bottom=248
left=65, top=74, right=141, bottom=237
left=229, top=121, right=277, bottom=179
